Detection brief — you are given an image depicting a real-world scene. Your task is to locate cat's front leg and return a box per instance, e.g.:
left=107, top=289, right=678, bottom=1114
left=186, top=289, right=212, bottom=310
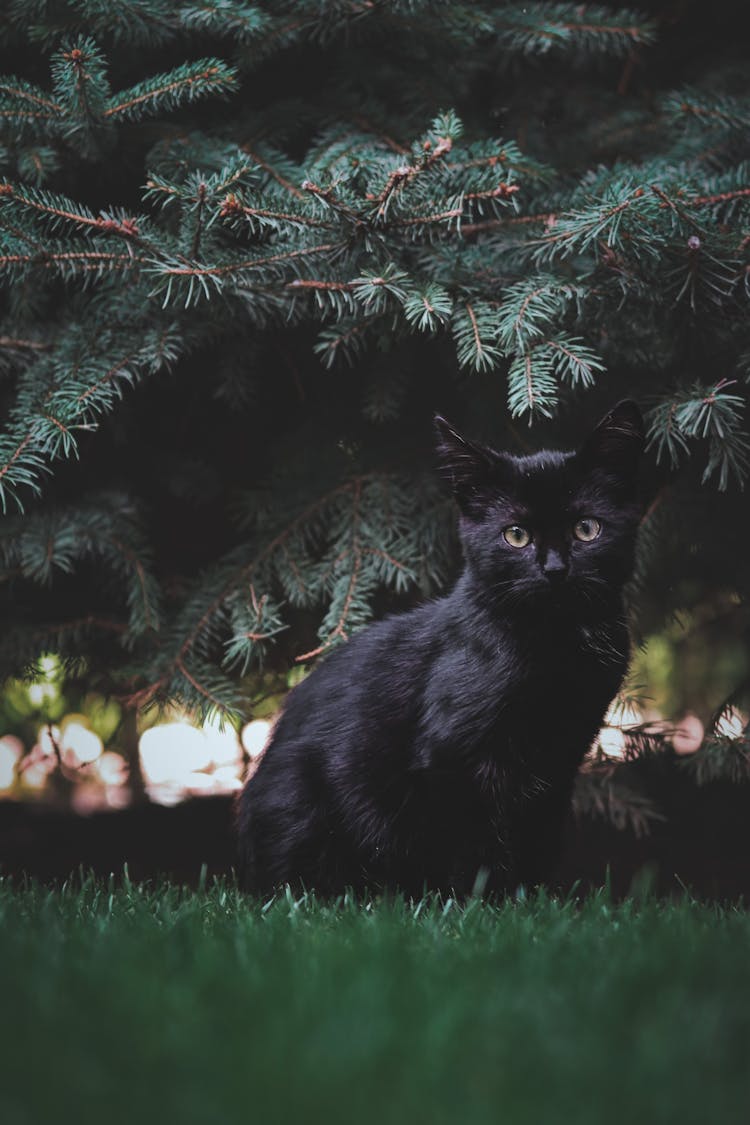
left=509, top=777, right=577, bottom=891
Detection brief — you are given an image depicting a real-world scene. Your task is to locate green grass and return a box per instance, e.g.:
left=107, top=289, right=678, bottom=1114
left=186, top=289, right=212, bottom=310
left=1, top=879, right=749, bottom=1125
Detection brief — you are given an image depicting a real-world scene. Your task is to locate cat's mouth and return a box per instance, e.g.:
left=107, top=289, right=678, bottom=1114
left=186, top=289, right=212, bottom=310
left=540, top=581, right=573, bottom=607
left=491, top=577, right=572, bottom=608
left=503, top=575, right=608, bottom=611
left=489, top=575, right=610, bottom=616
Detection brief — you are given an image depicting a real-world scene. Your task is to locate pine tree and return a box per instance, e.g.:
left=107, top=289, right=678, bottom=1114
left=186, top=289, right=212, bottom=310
left=1, top=2, right=748, bottom=812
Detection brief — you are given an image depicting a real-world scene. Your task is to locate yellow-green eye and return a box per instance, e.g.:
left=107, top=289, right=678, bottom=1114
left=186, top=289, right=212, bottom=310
left=503, top=525, right=531, bottom=548
left=573, top=517, right=601, bottom=542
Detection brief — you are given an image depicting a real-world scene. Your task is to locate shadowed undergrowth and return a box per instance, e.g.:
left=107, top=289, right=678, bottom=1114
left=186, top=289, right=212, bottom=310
left=1, top=877, right=749, bottom=1125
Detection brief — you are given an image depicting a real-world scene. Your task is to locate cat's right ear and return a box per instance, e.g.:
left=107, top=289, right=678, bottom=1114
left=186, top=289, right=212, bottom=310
left=434, top=415, right=502, bottom=514
left=578, top=400, right=645, bottom=473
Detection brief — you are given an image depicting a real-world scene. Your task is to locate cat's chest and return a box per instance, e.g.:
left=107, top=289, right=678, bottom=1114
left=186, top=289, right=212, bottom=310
left=508, top=622, right=624, bottom=736
left=465, top=630, right=624, bottom=799
left=414, top=614, right=627, bottom=773
left=487, top=618, right=628, bottom=742
left=517, top=618, right=628, bottom=690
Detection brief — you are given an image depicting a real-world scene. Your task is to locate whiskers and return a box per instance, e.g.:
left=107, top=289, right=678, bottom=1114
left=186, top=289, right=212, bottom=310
left=483, top=570, right=623, bottom=628
left=570, top=574, right=618, bottom=615
left=579, top=621, right=629, bottom=663
left=486, top=576, right=541, bottom=610
left=571, top=578, right=628, bottom=661
left=484, top=571, right=623, bottom=628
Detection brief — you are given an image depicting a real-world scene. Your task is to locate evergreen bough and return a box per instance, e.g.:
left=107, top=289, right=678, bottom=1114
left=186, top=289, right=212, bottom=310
left=1, top=1, right=748, bottom=805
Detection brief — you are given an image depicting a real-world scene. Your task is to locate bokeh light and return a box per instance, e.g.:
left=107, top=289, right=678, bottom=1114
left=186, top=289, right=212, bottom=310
left=22, top=755, right=55, bottom=789
left=715, top=707, right=747, bottom=740
left=140, top=722, right=212, bottom=785
left=241, top=719, right=272, bottom=759
left=0, top=735, right=23, bottom=790
left=38, top=725, right=61, bottom=757
left=672, top=713, right=704, bottom=756
left=597, top=699, right=643, bottom=760
left=138, top=716, right=248, bottom=805
left=96, top=752, right=128, bottom=786
left=61, top=721, right=103, bottom=766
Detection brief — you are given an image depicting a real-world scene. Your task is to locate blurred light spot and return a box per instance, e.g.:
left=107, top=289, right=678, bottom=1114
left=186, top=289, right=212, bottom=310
left=597, top=699, right=643, bottom=760
left=213, top=765, right=243, bottom=790
left=150, top=787, right=182, bottom=807
left=715, top=707, right=747, bottom=740
left=23, top=757, right=53, bottom=789
left=96, top=751, right=127, bottom=786
left=38, top=726, right=61, bottom=757
left=72, top=786, right=105, bottom=815
left=672, top=713, right=704, bottom=756
left=139, top=718, right=245, bottom=805
left=0, top=735, right=23, bottom=789
left=185, top=772, right=216, bottom=793
left=140, top=722, right=212, bottom=785
left=202, top=715, right=242, bottom=767
left=25, top=654, right=62, bottom=709
left=106, top=787, right=130, bottom=809
left=30, top=682, right=61, bottom=708
left=241, top=720, right=272, bottom=759
left=27, top=655, right=61, bottom=707
left=598, top=727, right=626, bottom=759
left=605, top=699, right=642, bottom=728
left=61, top=722, right=102, bottom=766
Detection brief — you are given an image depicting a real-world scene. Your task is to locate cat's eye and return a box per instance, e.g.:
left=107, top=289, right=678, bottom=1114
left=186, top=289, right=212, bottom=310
left=573, top=517, right=601, bottom=542
left=503, top=525, right=531, bottom=548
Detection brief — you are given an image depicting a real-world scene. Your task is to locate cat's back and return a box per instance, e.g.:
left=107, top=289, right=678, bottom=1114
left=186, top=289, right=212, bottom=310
left=260, top=593, right=453, bottom=749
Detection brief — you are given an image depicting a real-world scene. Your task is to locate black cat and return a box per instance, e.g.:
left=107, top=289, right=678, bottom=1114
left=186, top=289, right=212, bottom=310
left=237, top=401, right=646, bottom=897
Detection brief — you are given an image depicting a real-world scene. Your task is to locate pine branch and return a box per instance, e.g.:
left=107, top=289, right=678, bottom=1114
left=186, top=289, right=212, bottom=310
left=151, top=240, right=348, bottom=305
left=0, top=494, right=162, bottom=640
left=573, top=766, right=665, bottom=837
left=0, top=335, right=52, bottom=353
left=179, top=3, right=271, bottom=45
left=0, top=324, right=181, bottom=509
left=451, top=301, right=503, bottom=373
left=495, top=274, right=583, bottom=351
left=491, top=3, right=657, bottom=58
left=401, top=283, right=453, bottom=333
left=663, top=89, right=750, bottom=135
left=0, top=247, right=147, bottom=279
left=1, top=181, right=96, bottom=231
left=141, top=469, right=443, bottom=714
left=646, top=382, right=750, bottom=489
left=219, top=197, right=336, bottom=231
left=240, top=144, right=304, bottom=198
left=104, top=58, right=238, bottom=122
left=313, top=316, right=383, bottom=369
left=0, top=77, right=63, bottom=132
left=51, top=36, right=111, bottom=143
left=544, top=336, right=604, bottom=387
left=683, top=735, right=750, bottom=785
left=507, top=346, right=558, bottom=419
left=0, top=80, right=61, bottom=114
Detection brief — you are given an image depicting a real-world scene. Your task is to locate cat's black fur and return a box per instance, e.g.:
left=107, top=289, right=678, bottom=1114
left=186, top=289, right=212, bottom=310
left=237, top=402, right=646, bottom=897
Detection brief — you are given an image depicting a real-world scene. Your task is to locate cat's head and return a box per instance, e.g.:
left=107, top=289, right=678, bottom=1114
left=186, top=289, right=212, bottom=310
left=435, top=402, right=646, bottom=612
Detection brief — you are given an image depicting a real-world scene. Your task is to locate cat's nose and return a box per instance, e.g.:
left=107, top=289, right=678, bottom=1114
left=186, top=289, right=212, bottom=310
left=543, top=549, right=567, bottom=582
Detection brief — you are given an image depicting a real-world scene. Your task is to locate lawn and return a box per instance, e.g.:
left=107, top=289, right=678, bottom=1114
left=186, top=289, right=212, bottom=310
left=1, top=878, right=748, bottom=1125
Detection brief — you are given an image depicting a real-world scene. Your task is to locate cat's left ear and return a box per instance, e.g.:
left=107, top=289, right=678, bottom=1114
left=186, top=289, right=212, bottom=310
left=434, top=415, right=506, bottom=515
left=578, top=400, right=645, bottom=473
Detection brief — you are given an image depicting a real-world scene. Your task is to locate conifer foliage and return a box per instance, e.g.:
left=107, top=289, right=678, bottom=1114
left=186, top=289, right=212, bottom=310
left=0, top=2, right=748, bottom=790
